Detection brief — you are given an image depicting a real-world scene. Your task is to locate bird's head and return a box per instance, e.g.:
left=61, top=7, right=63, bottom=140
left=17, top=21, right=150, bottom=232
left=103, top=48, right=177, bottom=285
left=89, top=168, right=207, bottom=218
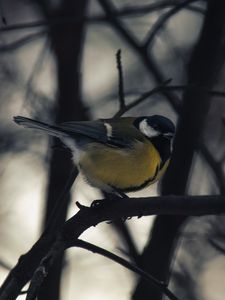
left=134, top=115, right=175, bottom=140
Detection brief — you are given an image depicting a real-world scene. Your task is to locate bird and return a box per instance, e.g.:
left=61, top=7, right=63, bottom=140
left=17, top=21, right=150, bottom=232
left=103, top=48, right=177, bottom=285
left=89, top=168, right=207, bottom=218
left=13, top=115, right=175, bottom=197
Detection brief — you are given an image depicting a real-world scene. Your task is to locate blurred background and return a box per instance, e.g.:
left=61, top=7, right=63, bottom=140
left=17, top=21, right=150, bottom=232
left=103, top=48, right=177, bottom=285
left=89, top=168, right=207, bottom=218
left=1, top=0, right=225, bottom=299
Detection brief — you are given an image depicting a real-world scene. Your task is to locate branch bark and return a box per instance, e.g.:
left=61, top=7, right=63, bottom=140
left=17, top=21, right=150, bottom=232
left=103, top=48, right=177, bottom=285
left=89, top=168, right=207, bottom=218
left=1, top=194, right=225, bottom=300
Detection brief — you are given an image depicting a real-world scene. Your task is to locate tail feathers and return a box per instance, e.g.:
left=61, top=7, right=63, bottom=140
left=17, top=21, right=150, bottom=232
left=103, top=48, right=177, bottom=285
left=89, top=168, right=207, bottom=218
left=13, top=116, right=68, bottom=138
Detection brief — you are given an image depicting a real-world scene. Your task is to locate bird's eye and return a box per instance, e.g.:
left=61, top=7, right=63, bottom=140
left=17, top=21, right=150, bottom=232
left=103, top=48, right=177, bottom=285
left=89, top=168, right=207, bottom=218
left=151, top=124, right=158, bottom=130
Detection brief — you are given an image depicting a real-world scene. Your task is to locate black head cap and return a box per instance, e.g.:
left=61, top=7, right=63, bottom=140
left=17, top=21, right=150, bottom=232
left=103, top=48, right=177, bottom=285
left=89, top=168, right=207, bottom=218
left=146, top=115, right=175, bottom=134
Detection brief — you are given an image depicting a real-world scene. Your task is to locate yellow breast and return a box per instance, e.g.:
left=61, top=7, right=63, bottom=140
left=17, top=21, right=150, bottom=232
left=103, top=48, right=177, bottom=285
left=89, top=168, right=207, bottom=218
left=79, top=140, right=164, bottom=192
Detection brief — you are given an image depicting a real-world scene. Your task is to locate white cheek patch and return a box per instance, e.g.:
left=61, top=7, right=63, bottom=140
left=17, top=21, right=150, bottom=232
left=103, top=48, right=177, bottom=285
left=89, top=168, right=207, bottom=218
left=104, top=122, right=113, bottom=138
left=139, top=119, right=159, bottom=138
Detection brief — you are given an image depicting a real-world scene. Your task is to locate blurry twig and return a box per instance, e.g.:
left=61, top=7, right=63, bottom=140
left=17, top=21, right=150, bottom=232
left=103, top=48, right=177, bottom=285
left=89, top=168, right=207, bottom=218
left=0, top=0, right=6, bottom=25
left=208, top=238, right=225, bottom=254
left=25, top=236, right=180, bottom=300
left=114, top=1, right=205, bottom=17
left=200, top=145, right=225, bottom=194
left=69, top=239, right=180, bottom=300
left=0, top=1, right=206, bottom=32
left=0, top=31, right=46, bottom=52
left=21, top=37, right=49, bottom=114
left=98, top=0, right=181, bottom=110
left=44, top=167, right=77, bottom=234
left=0, top=259, right=11, bottom=270
left=144, top=0, right=199, bottom=48
left=113, top=79, right=172, bottom=118
left=116, top=49, right=125, bottom=110
left=114, top=80, right=225, bottom=118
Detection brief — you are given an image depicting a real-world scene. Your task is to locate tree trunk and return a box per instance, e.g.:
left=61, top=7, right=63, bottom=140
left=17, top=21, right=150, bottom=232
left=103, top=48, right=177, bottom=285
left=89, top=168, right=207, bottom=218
left=37, top=1, right=89, bottom=299
left=133, top=1, right=225, bottom=299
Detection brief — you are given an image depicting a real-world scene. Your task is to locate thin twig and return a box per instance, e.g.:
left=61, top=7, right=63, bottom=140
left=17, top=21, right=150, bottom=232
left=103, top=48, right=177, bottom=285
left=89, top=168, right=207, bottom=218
left=0, top=0, right=6, bottom=25
left=143, top=0, right=199, bottom=49
left=43, top=167, right=78, bottom=234
left=98, top=0, right=182, bottom=111
left=0, top=1, right=206, bottom=32
left=0, top=31, right=46, bottom=52
left=21, top=37, right=49, bottom=114
left=200, top=145, right=225, bottom=194
left=208, top=238, right=225, bottom=254
left=0, top=259, right=11, bottom=270
left=114, top=79, right=172, bottom=117
left=69, top=239, right=180, bottom=300
left=116, top=49, right=125, bottom=110
left=114, top=82, right=225, bottom=118
left=115, top=1, right=205, bottom=17
left=25, top=238, right=66, bottom=300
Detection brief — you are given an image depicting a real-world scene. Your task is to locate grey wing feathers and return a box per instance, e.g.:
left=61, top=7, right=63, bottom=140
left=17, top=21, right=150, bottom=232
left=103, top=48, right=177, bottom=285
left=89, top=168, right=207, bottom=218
left=60, top=121, right=131, bottom=147
left=14, top=116, right=132, bottom=147
left=14, top=117, right=109, bottom=144
left=59, top=121, right=108, bottom=144
left=13, top=116, right=68, bottom=138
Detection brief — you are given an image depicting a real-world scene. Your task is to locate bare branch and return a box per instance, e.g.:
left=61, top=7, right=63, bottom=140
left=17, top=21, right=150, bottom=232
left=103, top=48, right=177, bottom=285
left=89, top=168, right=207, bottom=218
left=0, top=31, right=46, bottom=52
left=116, top=49, right=125, bottom=110
left=1, top=194, right=225, bottom=299
left=113, top=79, right=172, bottom=118
left=68, top=239, right=180, bottom=300
left=143, top=0, right=201, bottom=49
left=114, top=80, right=225, bottom=118
left=26, top=235, right=180, bottom=300
left=0, top=1, right=206, bottom=33
left=0, top=0, right=6, bottom=25
left=0, top=259, right=11, bottom=271
left=208, top=238, right=225, bottom=254
left=25, top=194, right=225, bottom=300
left=21, top=38, right=49, bottom=112
left=98, top=0, right=182, bottom=112
left=116, top=1, right=205, bottom=17
left=44, top=167, right=77, bottom=234
left=200, top=145, right=225, bottom=194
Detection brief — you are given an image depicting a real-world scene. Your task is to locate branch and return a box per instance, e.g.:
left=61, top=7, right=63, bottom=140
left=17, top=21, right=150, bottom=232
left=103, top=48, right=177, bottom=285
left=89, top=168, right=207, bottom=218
left=98, top=0, right=184, bottom=112
left=200, top=145, right=225, bottom=194
left=26, top=235, right=180, bottom=300
left=116, top=1, right=205, bottom=17
left=116, top=49, right=125, bottom=110
left=0, top=31, right=46, bottom=52
left=144, top=0, right=200, bottom=49
left=0, top=1, right=206, bottom=32
left=25, top=194, right=225, bottom=300
left=113, top=79, right=172, bottom=117
left=21, top=38, right=49, bottom=114
left=0, top=0, right=6, bottom=25
left=44, top=167, right=77, bottom=235
left=0, top=259, right=11, bottom=270
left=1, top=194, right=225, bottom=299
left=113, top=80, right=225, bottom=118
left=68, top=239, right=179, bottom=300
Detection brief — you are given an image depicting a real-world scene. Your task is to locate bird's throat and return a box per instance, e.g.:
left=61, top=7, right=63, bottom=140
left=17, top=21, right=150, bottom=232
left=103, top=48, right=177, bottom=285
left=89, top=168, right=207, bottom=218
left=150, top=135, right=171, bottom=165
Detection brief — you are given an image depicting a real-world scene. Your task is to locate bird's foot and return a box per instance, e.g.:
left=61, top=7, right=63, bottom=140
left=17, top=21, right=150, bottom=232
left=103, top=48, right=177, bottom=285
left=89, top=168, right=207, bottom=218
left=91, top=199, right=105, bottom=209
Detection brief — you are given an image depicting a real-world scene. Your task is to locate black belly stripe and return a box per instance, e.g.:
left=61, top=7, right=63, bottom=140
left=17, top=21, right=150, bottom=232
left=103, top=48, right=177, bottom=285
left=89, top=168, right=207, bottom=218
left=111, top=164, right=160, bottom=193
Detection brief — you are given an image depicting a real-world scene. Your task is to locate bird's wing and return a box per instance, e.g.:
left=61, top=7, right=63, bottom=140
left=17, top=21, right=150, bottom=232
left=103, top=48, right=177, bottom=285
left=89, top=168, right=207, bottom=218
left=59, top=119, right=134, bottom=148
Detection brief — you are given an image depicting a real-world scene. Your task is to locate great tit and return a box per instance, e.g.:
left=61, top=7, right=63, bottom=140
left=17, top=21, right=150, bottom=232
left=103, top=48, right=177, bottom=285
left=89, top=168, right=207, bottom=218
left=14, top=115, right=175, bottom=195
